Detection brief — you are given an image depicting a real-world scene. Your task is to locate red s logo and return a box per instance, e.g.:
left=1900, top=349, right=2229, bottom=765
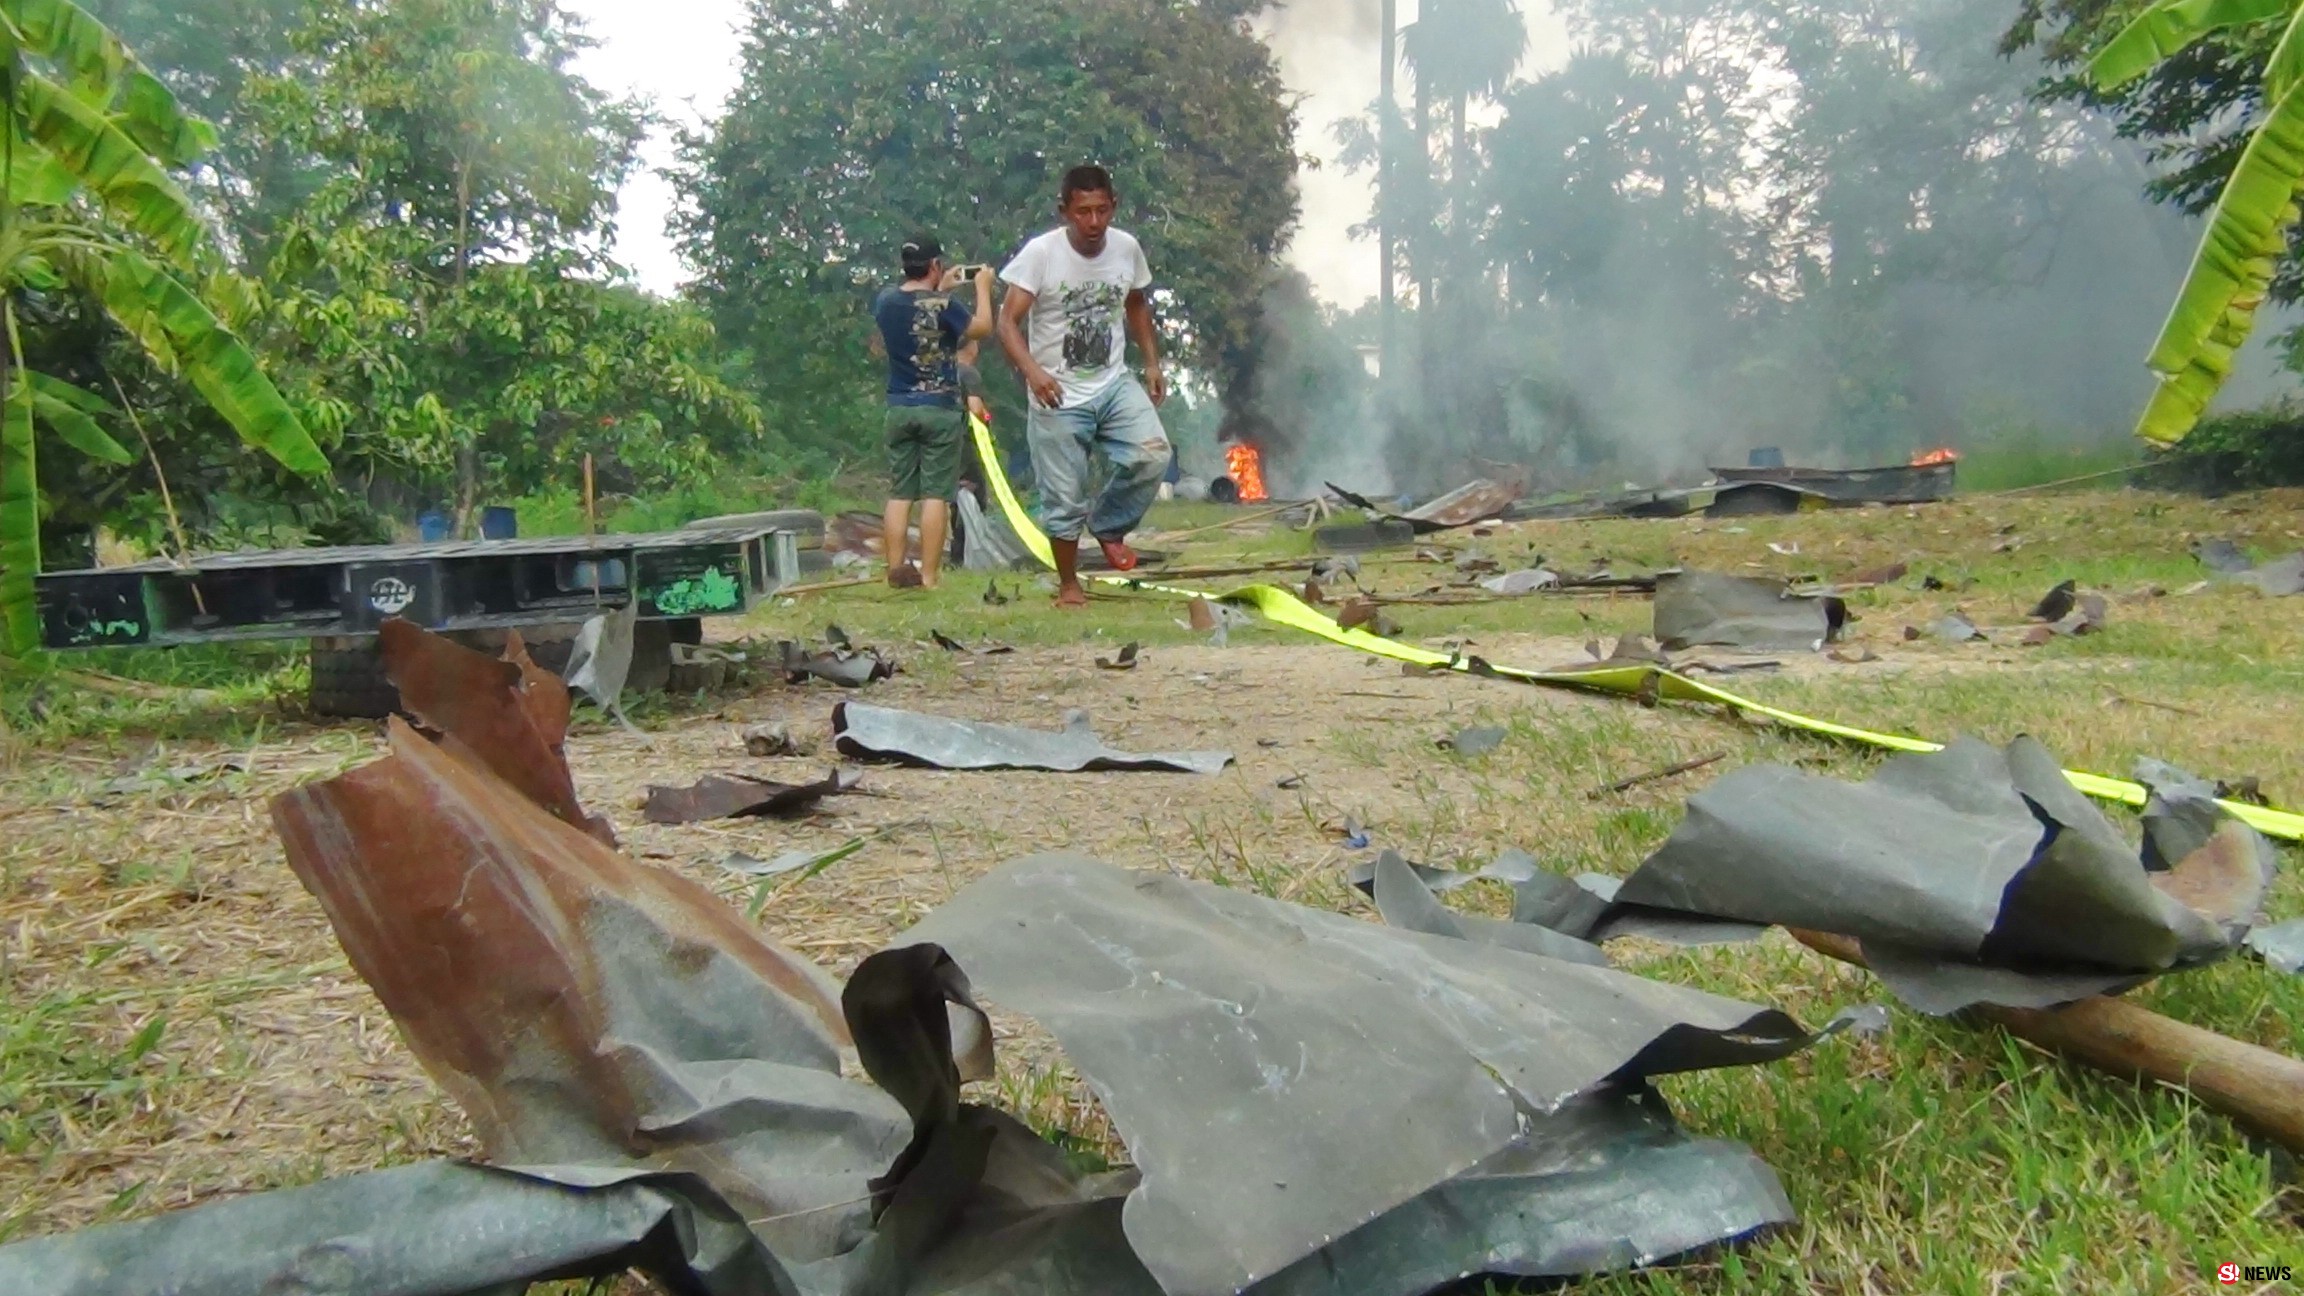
left=2218, top=1262, right=2241, bottom=1284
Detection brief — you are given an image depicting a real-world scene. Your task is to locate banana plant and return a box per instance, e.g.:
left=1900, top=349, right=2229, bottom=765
left=0, top=0, right=327, bottom=653
left=2088, top=0, right=2304, bottom=446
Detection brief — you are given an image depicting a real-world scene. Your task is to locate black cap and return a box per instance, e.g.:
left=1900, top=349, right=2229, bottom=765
left=900, top=234, right=941, bottom=275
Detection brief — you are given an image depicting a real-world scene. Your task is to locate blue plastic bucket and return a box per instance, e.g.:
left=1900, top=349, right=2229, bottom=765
left=417, top=510, right=450, bottom=542
left=480, top=506, right=518, bottom=540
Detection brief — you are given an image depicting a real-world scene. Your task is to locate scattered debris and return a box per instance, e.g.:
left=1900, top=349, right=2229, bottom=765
left=1276, top=773, right=1306, bottom=789
left=780, top=639, right=897, bottom=688
left=1653, top=571, right=1835, bottom=652
left=832, top=701, right=1232, bottom=774
left=719, top=837, right=867, bottom=881
left=1550, top=738, right=2280, bottom=1014
left=1335, top=597, right=1403, bottom=637
left=1766, top=541, right=1800, bottom=556
left=91, top=753, right=252, bottom=801
left=1328, top=477, right=1526, bottom=533
left=1335, top=816, right=1372, bottom=849
left=642, top=768, right=862, bottom=824
left=2023, top=591, right=2109, bottom=645
left=2246, top=919, right=2304, bottom=974
left=2028, top=580, right=2076, bottom=622
left=1095, top=642, right=1141, bottom=671
left=2234, top=552, right=2304, bottom=597
left=1438, top=724, right=1508, bottom=758
left=1848, top=562, right=1908, bottom=587
left=2191, top=537, right=2252, bottom=574
left=1827, top=646, right=1879, bottom=664
left=982, top=578, right=1011, bottom=605
left=741, top=721, right=802, bottom=757
left=930, top=629, right=968, bottom=651
left=1479, top=567, right=1559, bottom=595
left=1909, top=610, right=1983, bottom=643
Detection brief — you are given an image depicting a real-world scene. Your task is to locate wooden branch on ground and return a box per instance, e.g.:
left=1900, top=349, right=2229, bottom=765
left=1589, top=751, right=1727, bottom=798
left=1788, top=929, right=2304, bottom=1153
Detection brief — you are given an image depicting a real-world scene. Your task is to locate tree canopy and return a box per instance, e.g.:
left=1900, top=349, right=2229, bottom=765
left=678, top=0, right=1302, bottom=461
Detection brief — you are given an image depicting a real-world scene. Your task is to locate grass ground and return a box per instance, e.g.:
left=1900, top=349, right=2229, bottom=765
left=2, top=485, right=2301, bottom=1293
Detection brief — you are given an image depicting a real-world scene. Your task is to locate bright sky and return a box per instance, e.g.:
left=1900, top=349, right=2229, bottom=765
left=563, top=0, right=1564, bottom=308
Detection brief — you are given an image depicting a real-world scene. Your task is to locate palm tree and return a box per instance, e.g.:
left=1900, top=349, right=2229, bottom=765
left=2085, top=0, right=2304, bottom=446
left=1397, top=0, right=1527, bottom=426
left=0, top=0, right=325, bottom=652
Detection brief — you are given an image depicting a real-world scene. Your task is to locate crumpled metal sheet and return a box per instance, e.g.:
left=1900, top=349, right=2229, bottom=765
left=1324, top=479, right=1524, bottom=533
left=1346, top=847, right=1538, bottom=897
left=785, top=641, right=899, bottom=687
left=380, top=618, right=614, bottom=845
left=897, top=853, right=1825, bottom=1296
left=958, top=489, right=1034, bottom=572
left=565, top=600, right=638, bottom=719
left=0, top=1161, right=789, bottom=1296
left=1511, top=870, right=1768, bottom=947
left=1248, top=1087, right=1792, bottom=1296
left=643, top=767, right=863, bottom=823
left=2246, top=919, right=2304, bottom=974
left=832, top=702, right=1232, bottom=774
left=272, top=715, right=910, bottom=1262
left=1370, top=850, right=1610, bottom=966
left=1652, top=571, right=1832, bottom=653
left=1595, top=737, right=2274, bottom=1013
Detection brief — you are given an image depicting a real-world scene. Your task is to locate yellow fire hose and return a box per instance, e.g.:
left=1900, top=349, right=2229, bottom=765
left=966, top=415, right=2304, bottom=841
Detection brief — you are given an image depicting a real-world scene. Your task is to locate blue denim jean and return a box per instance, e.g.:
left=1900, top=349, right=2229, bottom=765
left=1025, top=376, right=1170, bottom=542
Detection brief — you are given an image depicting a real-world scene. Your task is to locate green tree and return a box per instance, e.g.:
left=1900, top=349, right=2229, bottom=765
left=0, top=0, right=324, bottom=652
left=677, top=0, right=1300, bottom=458
left=2031, top=0, right=2304, bottom=443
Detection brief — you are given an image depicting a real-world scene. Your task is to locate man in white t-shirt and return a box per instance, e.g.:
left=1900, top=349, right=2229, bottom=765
left=996, top=164, right=1171, bottom=608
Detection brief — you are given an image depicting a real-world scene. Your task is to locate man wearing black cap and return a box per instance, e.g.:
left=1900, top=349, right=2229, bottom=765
left=871, top=235, right=992, bottom=588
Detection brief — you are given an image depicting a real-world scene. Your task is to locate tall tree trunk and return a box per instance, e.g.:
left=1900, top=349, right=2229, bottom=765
left=1379, top=0, right=1397, bottom=383
left=1412, top=69, right=1434, bottom=426
left=452, top=158, right=477, bottom=538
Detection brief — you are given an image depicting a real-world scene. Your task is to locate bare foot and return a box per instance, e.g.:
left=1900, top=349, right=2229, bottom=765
left=1054, top=583, right=1089, bottom=608
left=1097, top=538, right=1138, bottom=572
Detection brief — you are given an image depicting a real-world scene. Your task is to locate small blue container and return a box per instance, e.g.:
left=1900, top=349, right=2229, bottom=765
left=480, top=506, right=518, bottom=540
left=417, top=510, right=450, bottom=543
left=1748, top=446, right=1786, bottom=469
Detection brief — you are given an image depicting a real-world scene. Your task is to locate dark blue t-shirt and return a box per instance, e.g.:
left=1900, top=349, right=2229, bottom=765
left=873, top=286, right=972, bottom=408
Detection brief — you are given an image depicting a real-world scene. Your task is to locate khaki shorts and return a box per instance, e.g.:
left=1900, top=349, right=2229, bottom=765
left=885, top=405, right=965, bottom=500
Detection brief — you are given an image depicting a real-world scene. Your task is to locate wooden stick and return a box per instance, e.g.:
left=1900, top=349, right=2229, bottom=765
left=1589, top=751, right=1726, bottom=797
left=2108, top=690, right=2202, bottom=718
left=1788, top=929, right=2304, bottom=1153
left=583, top=453, right=597, bottom=538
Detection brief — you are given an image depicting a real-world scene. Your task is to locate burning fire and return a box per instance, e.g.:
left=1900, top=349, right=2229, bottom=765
left=1225, top=442, right=1268, bottom=502
left=1910, top=447, right=1959, bottom=467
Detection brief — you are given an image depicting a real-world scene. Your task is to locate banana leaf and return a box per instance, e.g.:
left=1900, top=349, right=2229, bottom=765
left=100, top=250, right=326, bottom=475
left=29, top=372, right=128, bottom=463
left=2086, top=0, right=2293, bottom=90
left=17, top=72, right=206, bottom=260
left=2, top=0, right=216, bottom=163
left=0, top=371, right=37, bottom=654
left=4, top=132, right=78, bottom=206
left=2132, top=69, right=2304, bottom=445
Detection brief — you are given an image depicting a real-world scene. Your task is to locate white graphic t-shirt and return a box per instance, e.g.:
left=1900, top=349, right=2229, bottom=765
left=999, top=227, right=1153, bottom=408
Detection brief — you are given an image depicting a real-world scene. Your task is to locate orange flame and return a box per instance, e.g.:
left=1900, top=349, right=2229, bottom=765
left=1910, top=447, right=1959, bottom=466
left=1225, top=442, right=1268, bottom=502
